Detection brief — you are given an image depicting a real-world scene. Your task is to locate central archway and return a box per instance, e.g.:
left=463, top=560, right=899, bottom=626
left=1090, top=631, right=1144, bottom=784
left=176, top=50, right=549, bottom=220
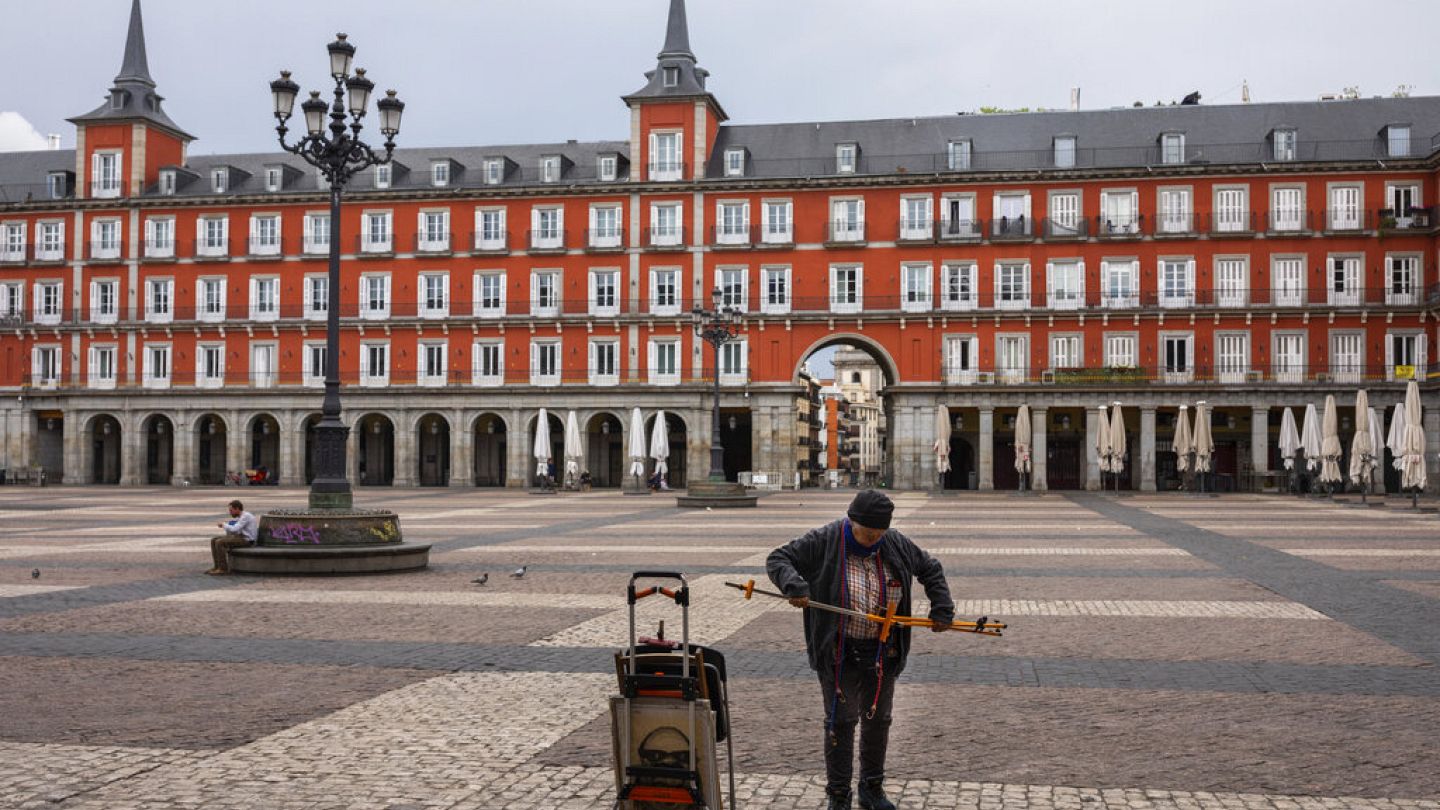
left=794, top=334, right=898, bottom=489
left=356, top=413, right=395, bottom=486
left=194, top=414, right=228, bottom=485
left=247, top=414, right=280, bottom=483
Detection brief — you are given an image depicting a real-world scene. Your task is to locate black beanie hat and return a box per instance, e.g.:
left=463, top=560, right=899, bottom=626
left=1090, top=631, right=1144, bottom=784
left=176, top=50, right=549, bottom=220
left=847, top=489, right=894, bottom=530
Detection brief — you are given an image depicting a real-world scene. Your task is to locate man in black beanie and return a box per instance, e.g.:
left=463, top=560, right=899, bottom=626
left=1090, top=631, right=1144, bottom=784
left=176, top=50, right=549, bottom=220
left=767, top=489, right=954, bottom=810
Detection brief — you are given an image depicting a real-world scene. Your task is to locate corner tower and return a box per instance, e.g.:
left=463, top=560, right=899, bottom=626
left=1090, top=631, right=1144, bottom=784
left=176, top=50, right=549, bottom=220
left=67, top=0, right=193, bottom=198
left=622, top=0, right=727, bottom=181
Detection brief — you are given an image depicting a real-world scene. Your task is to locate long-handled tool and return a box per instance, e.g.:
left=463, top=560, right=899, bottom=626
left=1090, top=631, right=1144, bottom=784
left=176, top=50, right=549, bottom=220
left=725, top=579, right=1005, bottom=639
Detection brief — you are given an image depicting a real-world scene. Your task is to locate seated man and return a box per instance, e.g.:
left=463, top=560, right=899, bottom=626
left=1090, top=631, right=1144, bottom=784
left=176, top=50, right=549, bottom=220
left=208, top=499, right=257, bottom=575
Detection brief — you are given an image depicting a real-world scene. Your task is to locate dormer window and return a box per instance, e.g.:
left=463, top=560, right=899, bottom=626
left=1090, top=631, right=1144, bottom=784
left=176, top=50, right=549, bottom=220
left=484, top=159, right=503, bottom=185
left=1272, top=129, right=1297, bottom=161
left=663, top=67, right=679, bottom=87
left=92, top=151, right=122, bottom=199
left=836, top=143, right=858, bottom=174
left=1161, top=133, right=1185, bottom=165
left=598, top=155, right=618, bottom=182
left=431, top=161, right=450, bottom=187
left=211, top=168, right=227, bottom=194
left=947, top=140, right=972, bottom=170
left=158, top=170, right=176, bottom=196
left=265, top=168, right=282, bottom=192
left=541, top=156, right=561, bottom=183
left=110, top=92, right=126, bottom=110
left=1387, top=124, right=1411, bottom=158
left=1053, top=136, right=1076, bottom=169
left=374, top=164, right=391, bottom=189
left=724, top=148, right=746, bottom=177
left=46, top=172, right=68, bottom=200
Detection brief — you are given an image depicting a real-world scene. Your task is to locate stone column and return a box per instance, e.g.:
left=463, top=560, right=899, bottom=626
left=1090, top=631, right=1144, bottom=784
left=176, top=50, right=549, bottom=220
left=1140, top=407, right=1157, bottom=492
left=225, top=411, right=243, bottom=481
left=687, top=407, right=709, bottom=488
left=1426, top=409, right=1440, bottom=495
left=1084, top=408, right=1101, bottom=490
left=172, top=413, right=194, bottom=486
left=349, top=419, right=363, bottom=485
left=119, top=412, right=143, bottom=486
left=392, top=412, right=415, bottom=487
left=279, top=411, right=303, bottom=487
left=506, top=408, right=529, bottom=488
left=450, top=409, right=474, bottom=487
left=1032, top=407, right=1048, bottom=491
left=62, top=412, right=84, bottom=485
left=1250, top=406, right=1269, bottom=481
left=977, top=407, right=994, bottom=491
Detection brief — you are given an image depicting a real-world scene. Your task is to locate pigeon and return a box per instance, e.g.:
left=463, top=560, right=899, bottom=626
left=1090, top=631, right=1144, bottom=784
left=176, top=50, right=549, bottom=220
left=31, top=569, right=40, bottom=579
left=510, top=565, right=527, bottom=579
left=471, top=573, right=488, bottom=585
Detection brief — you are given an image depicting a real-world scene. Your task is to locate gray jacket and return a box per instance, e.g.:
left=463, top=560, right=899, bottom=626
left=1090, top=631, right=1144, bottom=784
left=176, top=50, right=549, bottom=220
left=767, top=520, right=954, bottom=675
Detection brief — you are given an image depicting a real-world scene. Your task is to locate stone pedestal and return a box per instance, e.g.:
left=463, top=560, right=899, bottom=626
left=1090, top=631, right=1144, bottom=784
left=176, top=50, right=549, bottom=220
left=676, top=479, right=758, bottom=508
left=232, top=508, right=429, bottom=575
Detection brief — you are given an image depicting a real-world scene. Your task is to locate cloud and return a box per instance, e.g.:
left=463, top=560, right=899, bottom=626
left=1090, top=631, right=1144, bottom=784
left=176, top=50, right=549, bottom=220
left=0, top=112, right=52, bottom=152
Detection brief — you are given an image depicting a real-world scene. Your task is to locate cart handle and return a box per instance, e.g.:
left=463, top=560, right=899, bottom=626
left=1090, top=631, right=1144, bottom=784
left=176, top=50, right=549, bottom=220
left=628, top=571, right=690, bottom=606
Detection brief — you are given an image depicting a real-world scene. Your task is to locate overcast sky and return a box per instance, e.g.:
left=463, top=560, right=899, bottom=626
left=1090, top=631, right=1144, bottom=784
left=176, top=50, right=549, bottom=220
left=2, top=0, right=1437, bottom=155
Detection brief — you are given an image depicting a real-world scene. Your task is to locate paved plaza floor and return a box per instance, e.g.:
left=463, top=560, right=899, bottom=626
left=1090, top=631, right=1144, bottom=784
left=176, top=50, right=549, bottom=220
left=1, top=486, right=1438, bottom=809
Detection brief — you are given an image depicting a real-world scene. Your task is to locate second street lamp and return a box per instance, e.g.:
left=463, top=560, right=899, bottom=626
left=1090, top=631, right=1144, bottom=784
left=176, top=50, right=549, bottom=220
left=679, top=288, right=757, bottom=508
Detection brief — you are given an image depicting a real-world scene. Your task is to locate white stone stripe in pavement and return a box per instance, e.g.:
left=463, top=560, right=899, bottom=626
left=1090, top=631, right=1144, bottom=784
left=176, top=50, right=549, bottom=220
left=1282, top=548, right=1440, bottom=557
left=912, top=598, right=1326, bottom=620
left=531, top=572, right=782, bottom=648
left=0, top=583, right=82, bottom=597
left=152, top=588, right=619, bottom=609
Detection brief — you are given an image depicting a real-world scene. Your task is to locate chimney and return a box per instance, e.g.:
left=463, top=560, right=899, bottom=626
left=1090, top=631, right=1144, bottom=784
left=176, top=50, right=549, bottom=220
left=1069, top=88, right=1081, bottom=112
left=1241, top=80, right=1250, bottom=104
left=46, top=134, right=61, bottom=150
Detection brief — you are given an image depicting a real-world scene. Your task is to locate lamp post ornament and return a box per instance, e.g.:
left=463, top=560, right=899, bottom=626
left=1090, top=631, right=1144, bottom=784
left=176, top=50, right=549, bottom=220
left=270, top=34, right=404, bottom=510
left=692, top=287, right=742, bottom=482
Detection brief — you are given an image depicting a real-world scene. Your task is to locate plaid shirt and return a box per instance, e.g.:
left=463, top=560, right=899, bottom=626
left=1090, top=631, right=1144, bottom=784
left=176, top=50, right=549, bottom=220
left=842, top=551, right=899, bottom=640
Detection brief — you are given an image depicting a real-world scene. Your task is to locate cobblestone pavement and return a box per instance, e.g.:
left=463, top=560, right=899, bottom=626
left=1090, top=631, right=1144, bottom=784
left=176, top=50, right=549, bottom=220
left=1, top=487, right=1438, bottom=809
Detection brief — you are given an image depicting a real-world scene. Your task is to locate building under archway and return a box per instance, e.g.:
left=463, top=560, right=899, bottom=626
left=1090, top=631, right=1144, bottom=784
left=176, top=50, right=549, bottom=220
left=417, top=413, right=451, bottom=486
left=472, top=413, right=507, bottom=487
left=144, top=415, right=174, bottom=485
left=796, top=337, right=896, bottom=488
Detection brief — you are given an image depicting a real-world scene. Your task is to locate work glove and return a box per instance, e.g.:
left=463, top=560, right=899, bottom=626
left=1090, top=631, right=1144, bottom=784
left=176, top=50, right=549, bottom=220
left=929, top=614, right=955, bottom=632
left=786, top=582, right=810, bottom=609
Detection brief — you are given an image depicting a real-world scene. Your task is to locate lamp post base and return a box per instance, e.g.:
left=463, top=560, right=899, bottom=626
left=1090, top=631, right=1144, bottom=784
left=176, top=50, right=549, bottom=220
left=245, top=508, right=426, bottom=575
left=676, top=479, right=758, bottom=508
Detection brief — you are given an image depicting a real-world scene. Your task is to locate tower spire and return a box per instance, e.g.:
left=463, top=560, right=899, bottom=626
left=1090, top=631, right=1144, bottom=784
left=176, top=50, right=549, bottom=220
left=116, top=0, right=154, bottom=88
left=623, top=0, right=725, bottom=120
left=658, top=0, right=695, bottom=62
left=68, top=0, right=192, bottom=141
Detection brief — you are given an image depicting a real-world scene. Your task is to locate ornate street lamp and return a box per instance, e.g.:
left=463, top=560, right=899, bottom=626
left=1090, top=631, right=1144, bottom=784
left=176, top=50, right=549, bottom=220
left=679, top=288, right=756, bottom=507
left=270, top=34, right=403, bottom=511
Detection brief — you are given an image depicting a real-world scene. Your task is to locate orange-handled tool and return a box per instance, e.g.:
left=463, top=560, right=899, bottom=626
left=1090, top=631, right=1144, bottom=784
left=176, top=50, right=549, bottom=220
left=724, top=579, right=1005, bottom=637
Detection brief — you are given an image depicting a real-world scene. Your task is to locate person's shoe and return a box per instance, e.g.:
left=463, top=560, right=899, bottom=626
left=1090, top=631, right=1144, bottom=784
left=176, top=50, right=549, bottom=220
left=857, top=777, right=896, bottom=810
left=826, top=786, right=853, bottom=810
left=205, top=568, right=226, bottom=576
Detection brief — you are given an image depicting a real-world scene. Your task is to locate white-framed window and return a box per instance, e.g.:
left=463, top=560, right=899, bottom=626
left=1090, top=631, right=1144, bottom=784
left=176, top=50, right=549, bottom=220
left=304, top=275, right=328, bottom=321
left=1330, top=332, right=1363, bottom=384
left=1050, top=334, right=1082, bottom=370
left=996, top=335, right=1029, bottom=383
left=589, top=205, right=622, bottom=249
left=830, top=198, right=864, bottom=242
left=89, top=218, right=121, bottom=260
left=420, top=272, right=450, bottom=318
left=717, top=267, right=747, bottom=311
left=589, top=339, right=619, bottom=386
left=197, top=342, right=225, bottom=388
left=419, top=341, right=448, bottom=387
left=598, top=155, right=618, bottom=182
left=994, top=262, right=1031, bottom=310
left=1046, top=260, right=1083, bottom=310
left=901, top=262, right=932, bottom=312
left=37, top=221, right=64, bottom=261
left=1327, top=255, right=1361, bottom=307
left=1053, top=135, right=1077, bottom=169
left=419, top=210, right=450, bottom=252
left=1273, top=333, right=1306, bottom=383
left=531, top=206, right=564, bottom=249
left=1100, top=259, right=1138, bottom=308
left=143, top=278, right=172, bottom=324
left=46, top=173, right=67, bottom=200
left=663, top=66, right=680, bottom=87
left=211, top=168, right=228, bottom=194
left=1, top=221, right=25, bottom=261
left=1104, top=334, right=1137, bottom=369
left=31, top=345, right=60, bottom=388
left=716, top=201, right=750, bottom=244
left=940, top=262, right=978, bottom=311
left=1100, top=190, right=1140, bottom=234
left=264, top=167, right=282, bottom=193
left=1328, top=185, right=1362, bottom=230
left=158, top=169, right=176, bottom=196
left=373, top=164, right=391, bottom=189
left=472, top=340, right=503, bottom=386
left=1273, top=129, right=1297, bottom=161
left=1161, top=133, right=1185, bottom=165
left=144, top=217, right=175, bottom=258
left=251, top=343, right=276, bottom=388
left=1386, top=124, right=1411, bottom=158
left=143, top=344, right=171, bottom=389
left=249, top=214, right=281, bottom=256
left=1216, top=332, right=1250, bottom=384
left=249, top=277, right=279, bottom=321
left=941, top=194, right=978, bottom=238
left=650, top=202, right=683, bottom=246
left=762, top=200, right=793, bottom=243
left=304, top=342, right=326, bottom=387
left=530, top=339, right=560, bottom=386
left=992, top=192, right=1031, bottom=237
left=92, top=151, right=121, bottom=198
left=1158, top=188, right=1191, bottom=234
left=1387, top=183, right=1422, bottom=226
left=900, top=195, right=934, bottom=240
left=836, top=143, right=857, bottom=174
left=1158, top=258, right=1195, bottom=308
left=1161, top=333, right=1193, bottom=383
left=87, top=344, right=117, bottom=389
left=198, top=277, right=226, bottom=323
left=531, top=270, right=560, bottom=316
left=1048, top=191, right=1081, bottom=237
left=650, top=268, right=680, bottom=316
left=1271, top=186, right=1304, bottom=231
left=1271, top=257, right=1306, bottom=307
left=483, top=159, right=504, bottom=185
left=590, top=269, right=620, bottom=316
left=89, top=279, right=118, bottom=324
left=944, top=335, right=978, bottom=384
left=829, top=264, right=863, bottom=313
left=1215, top=257, right=1248, bottom=307
left=361, top=273, right=391, bottom=320
left=431, top=161, right=450, bottom=187
left=947, top=140, right=972, bottom=171
left=360, top=341, right=390, bottom=386
left=1214, top=187, right=1249, bottom=233
left=540, top=156, right=561, bottom=184
left=648, top=339, right=680, bottom=385
left=363, top=211, right=392, bottom=252
left=1, top=281, right=25, bottom=321
left=761, top=266, right=791, bottom=315
left=1387, top=254, right=1419, bottom=305
left=473, top=271, right=505, bottom=317
left=1385, top=332, right=1427, bottom=381
left=477, top=208, right=507, bottom=251
left=724, top=148, right=746, bottom=177
left=196, top=216, right=228, bottom=257
left=303, top=213, right=330, bottom=254
left=719, top=338, right=748, bottom=383
left=649, top=132, right=682, bottom=181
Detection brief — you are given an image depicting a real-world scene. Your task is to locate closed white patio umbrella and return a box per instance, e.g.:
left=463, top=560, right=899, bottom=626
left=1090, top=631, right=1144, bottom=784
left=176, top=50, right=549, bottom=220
left=1193, top=402, right=1215, bottom=475
left=932, top=405, right=951, bottom=486
left=1318, top=395, right=1343, bottom=487
left=1172, top=405, right=1193, bottom=474
left=1299, top=403, right=1322, bottom=473
left=563, top=410, right=583, bottom=487
left=1387, top=402, right=1409, bottom=472
left=628, top=407, right=647, bottom=484
left=1367, top=406, right=1385, bottom=494
left=1278, top=408, right=1301, bottom=472
left=1014, top=405, right=1033, bottom=488
left=1093, top=405, right=1112, bottom=476
left=533, top=408, right=553, bottom=484
left=650, top=409, right=671, bottom=488
left=1109, top=403, right=1127, bottom=478
left=1401, top=379, right=1427, bottom=498
left=1348, top=390, right=1374, bottom=490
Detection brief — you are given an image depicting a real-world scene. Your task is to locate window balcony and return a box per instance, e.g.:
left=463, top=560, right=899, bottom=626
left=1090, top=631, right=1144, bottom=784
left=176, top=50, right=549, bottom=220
left=1043, top=218, right=1089, bottom=240
left=1322, top=209, right=1374, bottom=234
left=585, top=229, right=624, bottom=252
left=195, top=239, right=230, bottom=260
left=1265, top=210, right=1314, bottom=234
left=644, top=226, right=686, bottom=250
left=86, top=241, right=123, bottom=263
left=1206, top=211, right=1258, bottom=237
left=647, top=162, right=687, bottom=182
left=1380, top=205, right=1435, bottom=233
left=989, top=216, right=1033, bottom=242
left=248, top=237, right=282, bottom=258
left=143, top=239, right=176, bottom=260
left=1095, top=215, right=1144, bottom=239
left=937, top=218, right=981, bottom=241
left=758, top=226, right=794, bottom=247
left=527, top=229, right=566, bottom=253
left=896, top=219, right=934, bottom=244
left=826, top=220, right=866, bottom=245
left=301, top=237, right=330, bottom=256
left=34, top=244, right=66, bottom=263
left=474, top=230, right=510, bottom=254
left=415, top=232, right=452, bottom=254
left=711, top=224, right=754, bottom=249
left=0, top=243, right=28, bottom=264
left=1153, top=214, right=1195, bottom=237
left=357, top=235, right=393, bottom=256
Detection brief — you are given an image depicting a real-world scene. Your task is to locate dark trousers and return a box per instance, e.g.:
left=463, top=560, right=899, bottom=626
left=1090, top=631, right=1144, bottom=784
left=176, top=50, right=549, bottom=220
left=210, top=535, right=248, bottom=572
left=817, top=639, right=898, bottom=793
